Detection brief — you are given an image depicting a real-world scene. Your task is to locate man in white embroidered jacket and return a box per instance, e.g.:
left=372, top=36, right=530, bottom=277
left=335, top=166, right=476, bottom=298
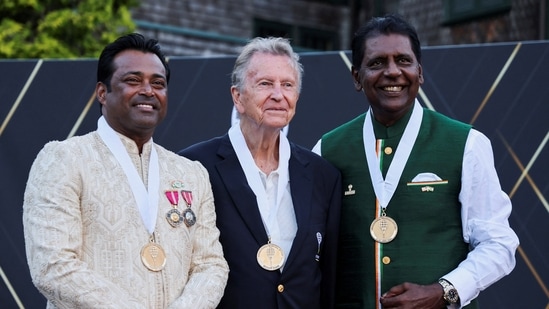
left=23, top=33, right=228, bottom=309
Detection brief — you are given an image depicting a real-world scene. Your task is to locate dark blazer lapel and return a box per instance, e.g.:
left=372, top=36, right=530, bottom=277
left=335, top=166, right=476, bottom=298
left=284, top=144, right=313, bottom=269
left=215, top=136, right=268, bottom=246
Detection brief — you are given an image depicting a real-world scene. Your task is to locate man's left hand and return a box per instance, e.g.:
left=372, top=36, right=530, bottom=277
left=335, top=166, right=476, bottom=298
left=379, top=282, right=447, bottom=309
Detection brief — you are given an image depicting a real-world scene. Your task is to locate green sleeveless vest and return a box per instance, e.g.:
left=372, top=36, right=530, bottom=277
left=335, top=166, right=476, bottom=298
left=322, top=109, right=478, bottom=309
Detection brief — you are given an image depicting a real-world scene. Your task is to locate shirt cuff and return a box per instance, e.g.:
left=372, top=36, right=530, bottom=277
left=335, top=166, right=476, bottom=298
left=442, top=269, right=478, bottom=308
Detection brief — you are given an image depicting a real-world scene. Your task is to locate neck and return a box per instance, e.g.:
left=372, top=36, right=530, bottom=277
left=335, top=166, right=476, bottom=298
left=240, top=123, right=280, bottom=174
left=135, top=140, right=147, bottom=154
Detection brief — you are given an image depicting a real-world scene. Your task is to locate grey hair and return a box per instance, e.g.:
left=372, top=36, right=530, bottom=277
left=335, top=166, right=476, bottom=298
left=231, top=37, right=303, bottom=93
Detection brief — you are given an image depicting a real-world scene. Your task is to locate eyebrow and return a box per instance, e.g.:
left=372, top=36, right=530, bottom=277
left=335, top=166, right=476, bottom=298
left=122, top=71, right=166, bottom=80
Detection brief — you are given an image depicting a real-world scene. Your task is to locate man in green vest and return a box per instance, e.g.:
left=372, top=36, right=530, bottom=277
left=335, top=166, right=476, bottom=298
left=313, top=14, right=519, bottom=309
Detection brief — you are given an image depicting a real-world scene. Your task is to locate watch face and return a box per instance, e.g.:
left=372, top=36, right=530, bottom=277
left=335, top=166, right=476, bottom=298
left=447, top=289, right=459, bottom=303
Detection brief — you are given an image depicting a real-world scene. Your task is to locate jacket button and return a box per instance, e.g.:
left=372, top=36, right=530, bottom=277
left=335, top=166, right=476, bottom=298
left=278, top=284, right=284, bottom=293
left=384, top=147, right=393, bottom=155
left=382, top=256, right=391, bottom=264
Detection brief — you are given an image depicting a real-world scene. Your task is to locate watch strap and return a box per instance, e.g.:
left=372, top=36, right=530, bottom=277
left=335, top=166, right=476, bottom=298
left=438, top=278, right=460, bottom=305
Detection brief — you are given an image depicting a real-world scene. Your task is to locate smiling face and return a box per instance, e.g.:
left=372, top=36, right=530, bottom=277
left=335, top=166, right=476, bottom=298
left=352, top=33, right=423, bottom=126
left=96, top=49, right=168, bottom=142
left=232, top=52, right=299, bottom=133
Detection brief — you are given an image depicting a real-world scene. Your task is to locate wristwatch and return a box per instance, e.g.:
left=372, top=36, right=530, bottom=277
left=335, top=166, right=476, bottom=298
left=438, top=278, right=460, bottom=305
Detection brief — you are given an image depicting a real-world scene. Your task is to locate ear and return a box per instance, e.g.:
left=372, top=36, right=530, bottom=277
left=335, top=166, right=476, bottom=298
left=351, top=66, right=362, bottom=91
left=96, top=82, right=107, bottom=105
left=418, top=64, right=424, bottom=84
left=231, top=86, right=245, bottom=114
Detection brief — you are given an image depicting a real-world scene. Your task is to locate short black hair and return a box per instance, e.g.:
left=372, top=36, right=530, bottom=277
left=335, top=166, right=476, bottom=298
left=96, top=33, right=170, bottom=91
left=351, top=14, right=421, bottom=68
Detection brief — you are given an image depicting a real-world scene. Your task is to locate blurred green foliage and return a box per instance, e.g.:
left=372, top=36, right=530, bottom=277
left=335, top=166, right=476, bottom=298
left=0, top=0, right=139, bottom=59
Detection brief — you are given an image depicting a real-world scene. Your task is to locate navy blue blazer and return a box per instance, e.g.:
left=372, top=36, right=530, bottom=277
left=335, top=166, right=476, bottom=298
left=179, top=134, right=341, bottom=309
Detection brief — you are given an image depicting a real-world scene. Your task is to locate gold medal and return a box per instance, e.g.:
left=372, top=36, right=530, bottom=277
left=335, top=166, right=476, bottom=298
left=166, top=208, right=183, bottom=227
left=257, top=242, right=285, bottom=271
left=165, top=190, right=183, bottom=227
left=370, top=216, right=398, bottom=243
left=140, top=242, right=167, bottom=271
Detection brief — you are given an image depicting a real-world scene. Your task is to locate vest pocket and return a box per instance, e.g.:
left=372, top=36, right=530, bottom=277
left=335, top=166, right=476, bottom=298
left=406, top=180, right=448, bottom=193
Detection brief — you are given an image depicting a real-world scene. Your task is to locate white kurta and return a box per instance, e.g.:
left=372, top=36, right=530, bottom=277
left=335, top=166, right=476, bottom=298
left=23, top=131, right=228, bottom=309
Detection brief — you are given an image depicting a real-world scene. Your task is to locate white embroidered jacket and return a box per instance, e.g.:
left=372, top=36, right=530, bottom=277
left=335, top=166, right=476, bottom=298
left=23, top=131, right=228, bottom=309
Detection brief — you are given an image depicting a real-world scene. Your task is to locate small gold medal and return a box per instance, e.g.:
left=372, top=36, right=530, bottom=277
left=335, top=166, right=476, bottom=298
left=257, top=242, right=285, bottom=271
left=140, top=241, right=167, bottom=271
left=166, top=208, right=183, bottom=227
left=165, top=190, right=183, bottom=227
left=370, top=216, right=398, bottom=243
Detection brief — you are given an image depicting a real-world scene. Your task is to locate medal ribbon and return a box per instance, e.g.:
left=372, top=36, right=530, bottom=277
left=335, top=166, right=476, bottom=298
left=363, top=100, right=423, bottom=209
left=165, top=191, right=179, bottom=206
left=97, top=116, right=160, bottom=234
left=228, top=124, right=290, bottom=245
left=181, top=190, right=193, bottom=207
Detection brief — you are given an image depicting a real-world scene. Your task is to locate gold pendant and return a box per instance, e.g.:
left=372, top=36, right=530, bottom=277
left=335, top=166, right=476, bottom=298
left=140, top=242, right=166, bottom=271
left=256, top=242, right=285, bottom=271
left=370, top=216, right=398, bottom=243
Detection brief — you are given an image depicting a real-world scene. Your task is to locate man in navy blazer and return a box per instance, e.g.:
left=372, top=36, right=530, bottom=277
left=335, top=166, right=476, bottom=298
left=179, top=37, right=341, bottom=309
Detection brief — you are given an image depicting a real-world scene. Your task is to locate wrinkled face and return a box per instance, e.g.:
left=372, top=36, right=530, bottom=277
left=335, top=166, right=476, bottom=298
left=232, top=53, right=299, bottom=131
left=353, top=33, right=423, bottom=125
left=96, top=50, right=168, bottom=140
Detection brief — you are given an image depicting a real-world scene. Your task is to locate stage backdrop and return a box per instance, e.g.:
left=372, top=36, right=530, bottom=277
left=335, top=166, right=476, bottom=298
left=1, top=41, right=548, bottom=308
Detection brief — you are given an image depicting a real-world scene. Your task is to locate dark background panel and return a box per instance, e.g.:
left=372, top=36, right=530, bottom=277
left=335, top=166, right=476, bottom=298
left=0, top=60, right=40, bottom=121
left=420, top=44, right=517, bottom=122
left=291, top=51, right=366, bottom=149
left=0, top=42, right=547, bottom=308
left=0, top=59, right=97, bottom=309
left=156, top=56, right=236, bottom=152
